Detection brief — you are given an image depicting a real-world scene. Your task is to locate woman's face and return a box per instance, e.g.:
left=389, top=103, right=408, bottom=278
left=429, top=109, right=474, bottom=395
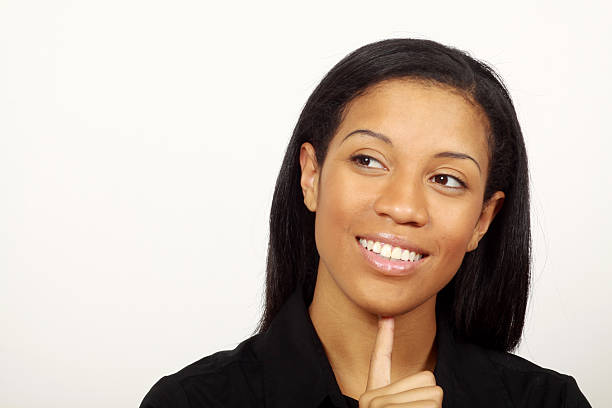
left=300, top=78, right=505, bottom=317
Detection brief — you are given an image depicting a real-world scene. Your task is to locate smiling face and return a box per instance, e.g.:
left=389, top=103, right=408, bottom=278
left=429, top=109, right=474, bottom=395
left=300, top=78, right=505, bottom=318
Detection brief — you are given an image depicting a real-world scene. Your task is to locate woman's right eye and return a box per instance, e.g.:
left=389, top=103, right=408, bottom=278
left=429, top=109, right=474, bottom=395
left=349, top=154, right=385, bottom=169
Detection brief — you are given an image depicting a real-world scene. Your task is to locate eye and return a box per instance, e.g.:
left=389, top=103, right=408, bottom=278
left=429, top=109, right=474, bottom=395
left=430, top=174, right=466, bottom=189
left=349, top=154, right=385, bottom=169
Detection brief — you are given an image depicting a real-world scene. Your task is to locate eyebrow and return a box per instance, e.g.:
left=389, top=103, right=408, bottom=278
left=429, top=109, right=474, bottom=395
left=341, top=129, right=393, bottom=146
left=434, top=151, right=481, bottom=174
left=341, top=128, right=481, bottom=174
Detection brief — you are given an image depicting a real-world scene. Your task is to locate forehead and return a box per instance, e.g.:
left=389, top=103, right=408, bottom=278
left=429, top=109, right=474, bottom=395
left=331, top=79, right=491, bottom=165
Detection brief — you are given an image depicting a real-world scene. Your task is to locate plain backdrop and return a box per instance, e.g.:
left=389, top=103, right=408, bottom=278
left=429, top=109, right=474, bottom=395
left=1, top=1, right=609, bottom=407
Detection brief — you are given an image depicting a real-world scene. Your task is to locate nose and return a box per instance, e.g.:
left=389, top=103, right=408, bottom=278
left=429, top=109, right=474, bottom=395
left=373, top=172, right=430, bottom=227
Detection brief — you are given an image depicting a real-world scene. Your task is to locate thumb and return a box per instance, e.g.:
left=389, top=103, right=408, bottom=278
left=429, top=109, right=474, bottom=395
left=366, top=315, right=394, bottom=390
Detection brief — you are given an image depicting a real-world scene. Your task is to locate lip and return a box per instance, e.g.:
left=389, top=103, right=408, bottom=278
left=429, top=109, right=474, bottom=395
left=356, top=236, right=429, bottom=277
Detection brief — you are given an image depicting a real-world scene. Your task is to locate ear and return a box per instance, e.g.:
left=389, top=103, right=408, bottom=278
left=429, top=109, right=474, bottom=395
left=299, top=142, right=320, bottom=212
left=467, top=191, right=505, bottom=252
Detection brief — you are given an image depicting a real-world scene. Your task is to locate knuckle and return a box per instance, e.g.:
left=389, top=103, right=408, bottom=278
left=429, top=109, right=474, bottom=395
left=369, top=395, right=384, bottom=408
left=358, top=394, right=372, bottom=408
left=433, top=385, right=444, bottom=401
left=419, top=370, right=437, bottom=385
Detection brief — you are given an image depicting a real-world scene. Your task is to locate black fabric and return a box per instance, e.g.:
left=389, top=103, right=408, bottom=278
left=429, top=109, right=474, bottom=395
left=343, top=394, right=359, bottom=408
left=140, top=284, right=592, bottom=408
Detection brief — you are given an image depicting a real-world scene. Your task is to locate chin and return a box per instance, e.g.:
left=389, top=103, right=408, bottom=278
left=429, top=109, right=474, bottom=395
left=350, top=285, right=434, bottom=318
left=356, top=296, right=420, bottom=316
left=365, top=301, right=418, bottom=318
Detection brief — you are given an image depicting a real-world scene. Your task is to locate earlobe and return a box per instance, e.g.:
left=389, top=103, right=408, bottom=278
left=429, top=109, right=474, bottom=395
left=299, top=143, right=319, bottom=212
left=467, top=191, right=505, bottom=252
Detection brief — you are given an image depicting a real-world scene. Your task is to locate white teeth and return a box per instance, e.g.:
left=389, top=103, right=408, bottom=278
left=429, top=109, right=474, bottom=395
left=390, top=246, right=402, bottom=260
left=359, top=237, right=425, bottom=262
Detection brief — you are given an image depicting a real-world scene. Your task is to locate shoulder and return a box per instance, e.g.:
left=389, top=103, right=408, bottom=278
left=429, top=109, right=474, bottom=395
left=139, top=334, right=265, bottom=408
left=475, top=345, right=591, bottom=407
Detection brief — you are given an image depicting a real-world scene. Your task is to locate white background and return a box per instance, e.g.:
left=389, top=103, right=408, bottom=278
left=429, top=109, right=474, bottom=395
left=1, top=1, right=609, bottom=406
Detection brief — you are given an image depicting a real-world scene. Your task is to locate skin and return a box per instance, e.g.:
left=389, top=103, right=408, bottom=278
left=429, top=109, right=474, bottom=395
left=299, top=79, right=505, bottom=405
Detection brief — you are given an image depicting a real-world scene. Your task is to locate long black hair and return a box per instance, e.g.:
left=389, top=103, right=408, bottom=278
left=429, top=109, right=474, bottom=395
left=256, top=38, right=531, bottom=353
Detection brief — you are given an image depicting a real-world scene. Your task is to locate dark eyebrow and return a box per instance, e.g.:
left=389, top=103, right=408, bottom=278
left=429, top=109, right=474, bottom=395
left=341, top=129, right=393, bottom=146
left=434, top=151, right=481, bottom=174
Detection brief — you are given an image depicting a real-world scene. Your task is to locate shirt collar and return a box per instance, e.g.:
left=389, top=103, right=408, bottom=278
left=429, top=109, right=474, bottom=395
left=254, top=284, right=339, bottom=407
left=255, top=284, right=511, bottom=408
left=433, top=304, right=512, bottom=407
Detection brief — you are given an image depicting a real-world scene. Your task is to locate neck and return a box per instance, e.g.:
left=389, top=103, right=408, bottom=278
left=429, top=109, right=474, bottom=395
left=308, top=267, right=438, bottom=400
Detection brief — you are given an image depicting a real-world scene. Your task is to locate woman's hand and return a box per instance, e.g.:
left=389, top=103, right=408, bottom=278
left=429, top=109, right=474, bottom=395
left=358, top=316, right=443, bottom=408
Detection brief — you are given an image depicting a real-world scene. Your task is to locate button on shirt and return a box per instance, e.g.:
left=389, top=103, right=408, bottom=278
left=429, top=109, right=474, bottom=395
left=140, top=284, right=592, bottom=408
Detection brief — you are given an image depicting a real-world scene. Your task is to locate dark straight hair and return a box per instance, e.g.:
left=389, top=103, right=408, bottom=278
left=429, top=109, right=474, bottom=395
left=256, top=38, right=531, bottom=353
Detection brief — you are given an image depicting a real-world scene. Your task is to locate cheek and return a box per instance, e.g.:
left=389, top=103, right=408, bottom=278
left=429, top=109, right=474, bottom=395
left=314, top=168, right=371, bottom=263
left=316, top=167, right=370, bottom=230
left=432, top=201, right=480, bottom=258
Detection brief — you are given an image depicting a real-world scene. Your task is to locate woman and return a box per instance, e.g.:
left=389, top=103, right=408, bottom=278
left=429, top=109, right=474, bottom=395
left=140, top=39, right=591, bottom=407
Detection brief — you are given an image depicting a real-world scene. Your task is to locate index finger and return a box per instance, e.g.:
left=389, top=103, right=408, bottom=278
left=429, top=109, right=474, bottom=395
left=366, top=315, right=394, bottom=391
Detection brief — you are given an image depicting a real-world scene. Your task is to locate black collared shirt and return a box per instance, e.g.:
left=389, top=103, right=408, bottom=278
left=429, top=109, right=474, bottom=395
left=139, top=285, right=592, bottom=407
